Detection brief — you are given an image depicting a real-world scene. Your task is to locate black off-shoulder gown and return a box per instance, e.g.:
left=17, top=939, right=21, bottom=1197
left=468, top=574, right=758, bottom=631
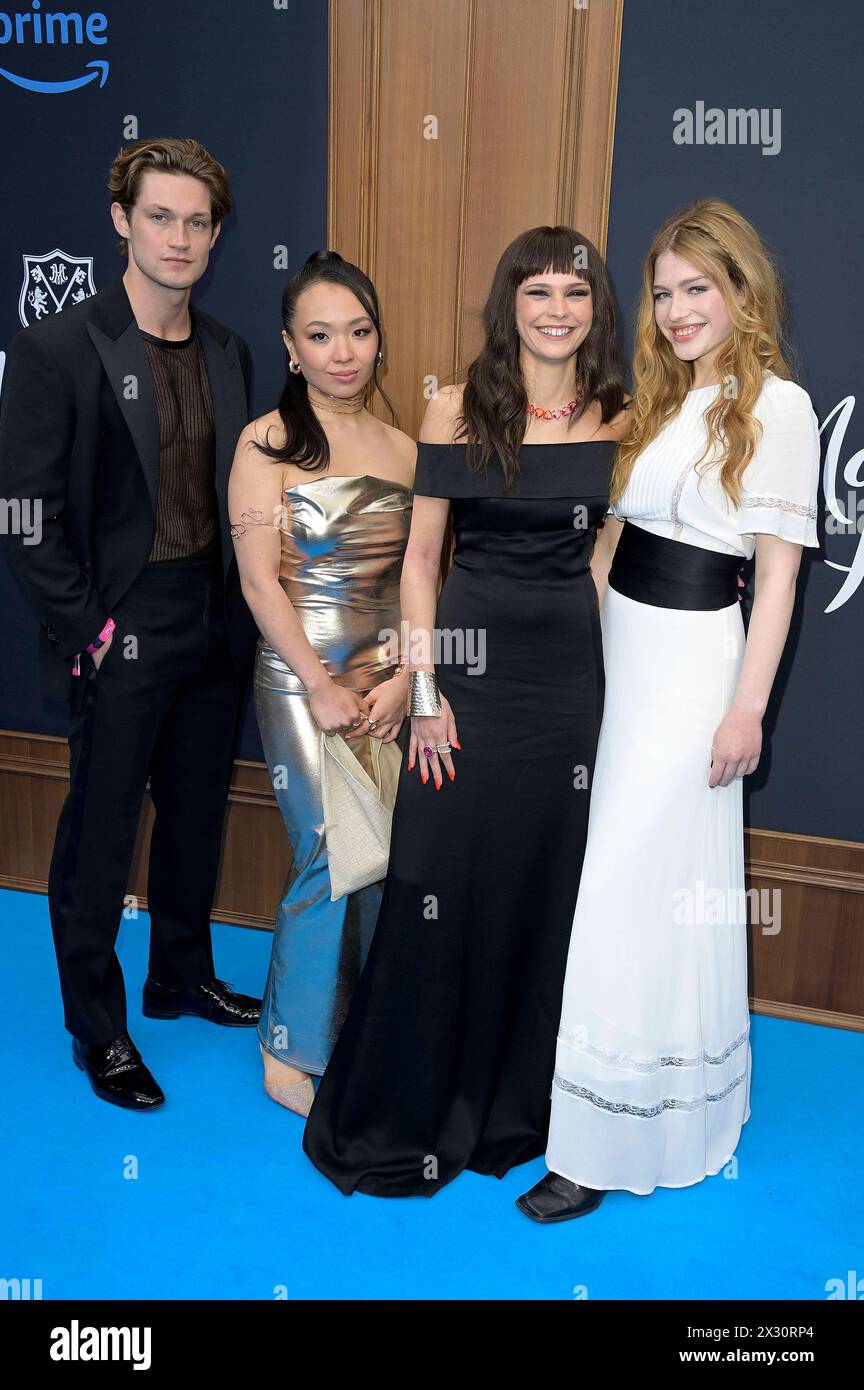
left=302, top=441, right=615, bottom=1196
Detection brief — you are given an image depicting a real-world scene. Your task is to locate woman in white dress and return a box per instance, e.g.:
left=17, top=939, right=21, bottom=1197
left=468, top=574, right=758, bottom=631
left=516, top=200, right=820, bottom=1220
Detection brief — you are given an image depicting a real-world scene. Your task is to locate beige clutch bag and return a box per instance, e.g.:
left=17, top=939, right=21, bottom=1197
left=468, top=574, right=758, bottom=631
left=320, top=732, right=402, bottom=901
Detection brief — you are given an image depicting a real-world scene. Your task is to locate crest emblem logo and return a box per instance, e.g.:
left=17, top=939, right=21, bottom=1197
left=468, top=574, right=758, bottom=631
left=18, top=249, right=96, bottom=327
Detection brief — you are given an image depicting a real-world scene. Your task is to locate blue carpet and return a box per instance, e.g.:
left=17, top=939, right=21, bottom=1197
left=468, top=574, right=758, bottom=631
left=1, top=886, right=860, bottom=1300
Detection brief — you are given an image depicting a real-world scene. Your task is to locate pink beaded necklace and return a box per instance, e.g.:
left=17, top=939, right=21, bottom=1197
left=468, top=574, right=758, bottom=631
left=525, top=386, right=585, bottom=421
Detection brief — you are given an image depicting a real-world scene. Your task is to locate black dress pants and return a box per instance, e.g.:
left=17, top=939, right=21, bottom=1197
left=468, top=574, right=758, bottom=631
left=48, top=554, right=246, bottom=1045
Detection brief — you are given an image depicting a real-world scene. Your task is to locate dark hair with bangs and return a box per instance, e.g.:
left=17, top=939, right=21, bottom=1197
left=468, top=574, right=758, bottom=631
left=456, top=225, right=626, bottom=486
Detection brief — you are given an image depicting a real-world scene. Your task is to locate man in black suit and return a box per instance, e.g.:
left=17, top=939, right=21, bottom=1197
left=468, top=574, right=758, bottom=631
left=0, top=137, right=261, bottom=1108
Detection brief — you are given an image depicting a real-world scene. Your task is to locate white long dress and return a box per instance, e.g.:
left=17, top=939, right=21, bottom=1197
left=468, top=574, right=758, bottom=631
left=546, top=373, right=820, bottom=1195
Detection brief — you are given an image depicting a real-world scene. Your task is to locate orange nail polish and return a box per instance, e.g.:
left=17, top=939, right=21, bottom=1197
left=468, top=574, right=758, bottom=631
left=435, top=777, right=441, bottom=790
left=421, top=772, right=427, bottom=784
left=452, top=739, right=461, bottom=750
left=447, top=768, right=454, bottom=781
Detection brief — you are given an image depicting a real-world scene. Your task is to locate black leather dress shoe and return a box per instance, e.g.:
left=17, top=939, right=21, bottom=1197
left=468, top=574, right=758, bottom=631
left=515, top=1171, right=605, bottom=1223
left=142, top=976, right=261, bottom=1027
left=72, top=1033, right=165, bottom=1110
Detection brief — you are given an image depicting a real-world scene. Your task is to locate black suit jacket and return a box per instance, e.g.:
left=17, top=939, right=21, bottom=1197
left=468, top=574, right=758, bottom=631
left=0, top=276, right=259, bottom=701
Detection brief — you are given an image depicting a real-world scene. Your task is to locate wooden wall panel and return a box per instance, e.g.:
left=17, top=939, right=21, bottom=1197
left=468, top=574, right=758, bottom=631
left=0, top=732, right=280, bottom=932
left=1, top=732, right=862, bottom=1029
left=371, top=0, right=472, bottom=416
left=746, top=829, right=864, bottom=1029
left=329, top=0, right=624, bottom=435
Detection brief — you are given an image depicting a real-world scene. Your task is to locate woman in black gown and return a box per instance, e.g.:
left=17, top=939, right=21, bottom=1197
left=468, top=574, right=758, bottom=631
left=303, top=226, right=629, bottom=1196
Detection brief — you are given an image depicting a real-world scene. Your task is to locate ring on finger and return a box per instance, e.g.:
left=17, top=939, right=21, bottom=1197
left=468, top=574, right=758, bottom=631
left=367, top=719, right=379, bottom=732
left=435, top=742, right=451, bottom=752
left=422, top=745, right=437, bottom=758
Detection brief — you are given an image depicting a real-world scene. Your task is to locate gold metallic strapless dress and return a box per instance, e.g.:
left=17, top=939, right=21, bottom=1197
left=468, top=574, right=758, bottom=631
left=253, top=474, right=412, bottom=1075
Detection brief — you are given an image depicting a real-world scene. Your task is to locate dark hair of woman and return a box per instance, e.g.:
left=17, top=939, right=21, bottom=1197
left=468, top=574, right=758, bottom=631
left=254, top=250, right=397, bottom=470
left=457, top=225, right=627, bottom=486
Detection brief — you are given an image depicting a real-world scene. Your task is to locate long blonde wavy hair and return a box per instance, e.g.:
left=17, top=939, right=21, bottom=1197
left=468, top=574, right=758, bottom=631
left=611, top=200, right=794, bottom=507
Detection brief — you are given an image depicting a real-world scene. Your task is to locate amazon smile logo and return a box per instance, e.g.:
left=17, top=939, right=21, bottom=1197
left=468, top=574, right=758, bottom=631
left=0, top=2, right=109, bottom=93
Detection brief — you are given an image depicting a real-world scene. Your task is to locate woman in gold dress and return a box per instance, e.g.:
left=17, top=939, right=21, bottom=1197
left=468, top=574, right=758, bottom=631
left=228, top=251, right=415, bottom=1115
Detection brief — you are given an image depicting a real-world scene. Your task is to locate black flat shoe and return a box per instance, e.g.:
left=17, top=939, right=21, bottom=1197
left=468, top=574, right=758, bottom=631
left=72, top=1033, right=165, bottom=1110
left=515, top=1171, right=605, bottom=1223
left=142, top=976, right=261, bottom=1027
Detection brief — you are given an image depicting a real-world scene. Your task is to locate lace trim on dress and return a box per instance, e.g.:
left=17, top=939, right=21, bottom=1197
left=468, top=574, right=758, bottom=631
left=741, top=495, right=817, bottom=520
left=552, top=1070, right=747, bottom=1118
left=556, top=1025, right=749, bottom=1074
left=670, top=459, right=694, bottom=538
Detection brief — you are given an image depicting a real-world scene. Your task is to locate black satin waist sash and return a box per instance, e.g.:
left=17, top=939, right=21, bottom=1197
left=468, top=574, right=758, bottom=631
left=608, top=522, right=742, bottom=611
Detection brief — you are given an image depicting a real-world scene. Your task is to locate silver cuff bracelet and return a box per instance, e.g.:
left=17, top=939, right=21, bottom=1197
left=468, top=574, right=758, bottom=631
left=409, top=669, right=442, bottom=717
